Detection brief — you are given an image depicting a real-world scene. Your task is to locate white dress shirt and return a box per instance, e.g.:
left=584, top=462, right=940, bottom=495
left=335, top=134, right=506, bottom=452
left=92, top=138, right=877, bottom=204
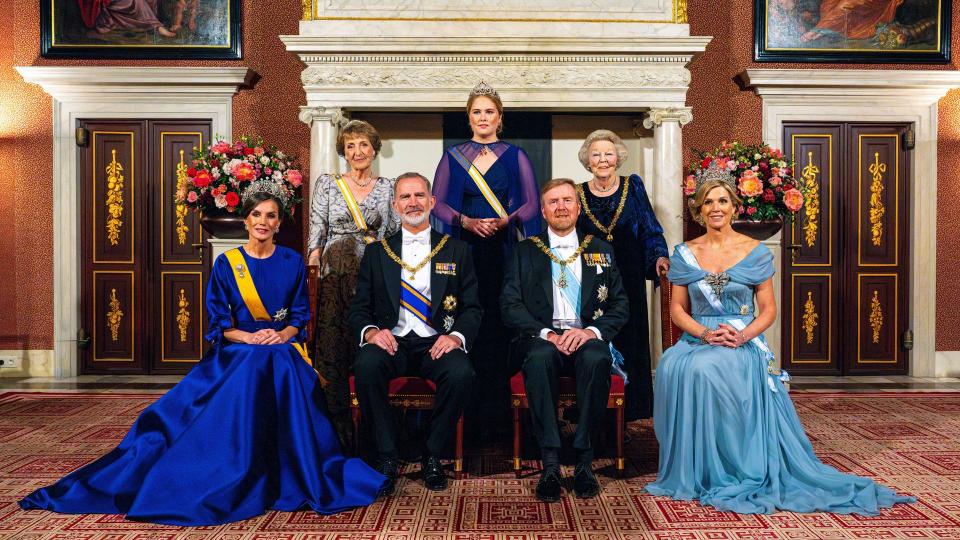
left=360, top=226, right=466, bottom=349
left=539, top=228, right=602, bottom=342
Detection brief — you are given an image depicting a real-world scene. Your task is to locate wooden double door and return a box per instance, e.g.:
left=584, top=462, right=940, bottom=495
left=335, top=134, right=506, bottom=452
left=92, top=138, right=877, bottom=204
left=782, top=122, right=911, bottom=375
left=79, top=119, right=211, bottom=374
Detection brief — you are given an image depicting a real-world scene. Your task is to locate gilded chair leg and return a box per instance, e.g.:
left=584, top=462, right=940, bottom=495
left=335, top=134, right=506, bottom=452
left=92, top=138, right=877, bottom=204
left=454, top=413, right=464, bottom=479
left=513, top=406, right=522, bottom=478
left=351, top=402, right=361, bottom=456
left=615, top=406, right=625, bottom=478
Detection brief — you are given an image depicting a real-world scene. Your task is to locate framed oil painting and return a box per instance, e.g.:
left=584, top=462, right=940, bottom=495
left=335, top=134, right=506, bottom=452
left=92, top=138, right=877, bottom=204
left=40, top=0, right=241, bottom=59
left=755, top=0, right=951, bottom=63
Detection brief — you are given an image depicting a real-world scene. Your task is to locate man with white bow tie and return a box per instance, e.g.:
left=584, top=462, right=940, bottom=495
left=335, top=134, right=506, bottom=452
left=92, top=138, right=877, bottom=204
left=501, top=178, right=628, bottom=502
left=349, top=172, right=481, bottom=498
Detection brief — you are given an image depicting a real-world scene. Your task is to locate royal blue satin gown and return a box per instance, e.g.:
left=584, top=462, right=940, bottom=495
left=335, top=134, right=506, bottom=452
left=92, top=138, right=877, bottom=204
left=646, top=243, right=914, bottom=515
left=19, top=245, right=385, bottom=526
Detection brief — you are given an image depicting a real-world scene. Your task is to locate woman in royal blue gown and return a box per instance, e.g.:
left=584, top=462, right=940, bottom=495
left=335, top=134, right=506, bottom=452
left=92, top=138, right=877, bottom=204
left=19, top=183, right=385, bottom=526
left=432, top=81, right=540, bottom=436
left=646, top=168, right=914, bottom=515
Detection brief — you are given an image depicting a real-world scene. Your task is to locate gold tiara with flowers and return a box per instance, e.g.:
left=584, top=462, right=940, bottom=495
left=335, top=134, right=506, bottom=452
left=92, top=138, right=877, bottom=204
left=470, top=80, right=499, bottom=99
left=695, top=161, right=737, bottom=195
left=242, top=179, right=290, bottom=209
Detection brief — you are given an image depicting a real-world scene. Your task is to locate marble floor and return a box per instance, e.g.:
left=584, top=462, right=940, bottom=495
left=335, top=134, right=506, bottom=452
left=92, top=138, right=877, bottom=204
left=1, top=375, right=959, bottom=393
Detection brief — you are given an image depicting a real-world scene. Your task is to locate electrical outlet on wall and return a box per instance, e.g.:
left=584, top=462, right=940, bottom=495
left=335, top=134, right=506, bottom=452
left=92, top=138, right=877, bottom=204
left=0, top=356, right=19, bottom=369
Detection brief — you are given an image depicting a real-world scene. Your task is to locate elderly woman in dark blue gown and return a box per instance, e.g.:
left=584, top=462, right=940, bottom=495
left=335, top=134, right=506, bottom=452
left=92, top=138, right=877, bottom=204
left=432, top=82, right=541, bottom=435
left=19, top=183, right=385, bottom=526
left=575, top=129, right=669, bottom=421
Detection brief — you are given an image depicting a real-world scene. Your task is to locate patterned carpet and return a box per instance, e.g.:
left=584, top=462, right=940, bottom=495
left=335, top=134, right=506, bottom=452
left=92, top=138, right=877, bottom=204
left=0, top=391, right=957, bottom=539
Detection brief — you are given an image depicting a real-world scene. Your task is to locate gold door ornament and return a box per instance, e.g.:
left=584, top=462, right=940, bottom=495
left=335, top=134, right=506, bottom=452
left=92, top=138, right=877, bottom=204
left=674, top=0, right=688, bottom=23
left=176, top=288, right=191, bottom=343
left=801, top=151, right=820, bottom=248
left=869, top=290, right=883, bottom=344
left=105, top=149, right=125, bottom=246
left=175, top=150, right=190, bottom=246
left=802, top=291, right=818, bottom=345
left=107, top=288, right=124, bottom=341
left=868, top=152, right=886, bottom=247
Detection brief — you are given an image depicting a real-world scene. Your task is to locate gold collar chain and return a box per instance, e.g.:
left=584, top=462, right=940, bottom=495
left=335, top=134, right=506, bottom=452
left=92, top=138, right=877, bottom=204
left=381, top=235, right=450, bottom=279
left=577, top=178, right=630, bottom=242
left=530, top=235, right=593, bottom=289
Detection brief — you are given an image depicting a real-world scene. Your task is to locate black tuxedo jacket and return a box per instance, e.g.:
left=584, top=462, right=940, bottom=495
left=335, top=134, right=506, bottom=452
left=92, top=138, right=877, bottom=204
left=348, top=229, right=482, bottom=348
left=500, top=229, right=629, bottom=341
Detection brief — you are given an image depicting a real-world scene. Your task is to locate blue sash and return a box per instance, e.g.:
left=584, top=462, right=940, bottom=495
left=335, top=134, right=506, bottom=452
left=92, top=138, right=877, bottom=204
left=400, top=279, right=431, bottom=325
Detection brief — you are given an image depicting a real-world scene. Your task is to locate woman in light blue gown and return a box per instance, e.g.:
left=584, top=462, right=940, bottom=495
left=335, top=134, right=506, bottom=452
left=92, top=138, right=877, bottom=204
left=20, top=184, right=385, bottom=525
left=645, top=171, right=914, bottom=515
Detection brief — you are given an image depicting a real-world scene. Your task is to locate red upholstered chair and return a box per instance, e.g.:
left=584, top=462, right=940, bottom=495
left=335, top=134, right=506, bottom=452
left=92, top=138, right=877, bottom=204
left=509, top=273, right=679, bottom=478
left=348, top=376, right=465, bottom=477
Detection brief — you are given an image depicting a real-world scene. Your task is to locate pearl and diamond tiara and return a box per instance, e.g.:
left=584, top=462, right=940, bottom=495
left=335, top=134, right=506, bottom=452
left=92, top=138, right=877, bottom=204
left=241, top=179, right=290, bottom=209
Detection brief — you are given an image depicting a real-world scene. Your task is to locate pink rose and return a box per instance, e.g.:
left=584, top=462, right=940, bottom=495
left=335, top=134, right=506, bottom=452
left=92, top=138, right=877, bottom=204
left=683, top=174, right=697, bottom=196
left=737, top=170, right=764, bottom=198
left=746, top=206, right=757, bottom=216
left=211, top=141, right=231, bottom=154
left=287, top=169, right=303, bottom=187
left=783, top=188, right=804, bottom=212
left=769, top=176, right=782, bottom=187
left=187, top=191, right=198, bottom=203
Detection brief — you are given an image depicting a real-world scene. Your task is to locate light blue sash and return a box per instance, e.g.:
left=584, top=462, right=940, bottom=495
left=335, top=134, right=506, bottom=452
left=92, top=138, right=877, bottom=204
left=675, top=243, right=790, bottom=392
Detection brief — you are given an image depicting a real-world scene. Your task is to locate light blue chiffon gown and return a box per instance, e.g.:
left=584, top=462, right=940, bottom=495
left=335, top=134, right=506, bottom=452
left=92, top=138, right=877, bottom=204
left=646, top=243, right=914, bottom=515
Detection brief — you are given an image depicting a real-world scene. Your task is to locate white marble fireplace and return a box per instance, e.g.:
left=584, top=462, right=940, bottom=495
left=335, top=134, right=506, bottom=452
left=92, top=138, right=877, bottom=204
left=283, top=0, right=709, bottom=361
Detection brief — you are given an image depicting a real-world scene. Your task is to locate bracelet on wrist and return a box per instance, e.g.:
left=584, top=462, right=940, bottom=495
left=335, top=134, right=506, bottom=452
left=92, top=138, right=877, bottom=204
left=698, top=328, right=710, bottom=344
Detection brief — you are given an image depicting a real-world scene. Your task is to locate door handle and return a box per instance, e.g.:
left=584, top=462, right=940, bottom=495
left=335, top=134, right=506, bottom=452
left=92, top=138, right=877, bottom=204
left=77, top=328, right=91, bottom=350
left=191, top=242, right=206, bottom=263
left=786, top=244, right=801, bottom=262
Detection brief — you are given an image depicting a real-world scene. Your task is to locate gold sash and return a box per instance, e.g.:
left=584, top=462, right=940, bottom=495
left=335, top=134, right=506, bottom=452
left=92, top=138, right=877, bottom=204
left=449, top=148, right=508, bottom=219
left=223, top=248, right=323, bottom=383
left=335, top=175, right=374, bottom=244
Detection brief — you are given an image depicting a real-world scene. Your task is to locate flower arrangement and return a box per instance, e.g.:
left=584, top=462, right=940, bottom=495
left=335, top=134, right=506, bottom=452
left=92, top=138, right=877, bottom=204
left=684, top=141, right=805, bottom=221
left=176, top=135, right=304, bottom=216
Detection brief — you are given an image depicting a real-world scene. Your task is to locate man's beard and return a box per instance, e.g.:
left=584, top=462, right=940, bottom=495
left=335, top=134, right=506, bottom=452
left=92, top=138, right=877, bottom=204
left=401, top=209, right=428, bottom=227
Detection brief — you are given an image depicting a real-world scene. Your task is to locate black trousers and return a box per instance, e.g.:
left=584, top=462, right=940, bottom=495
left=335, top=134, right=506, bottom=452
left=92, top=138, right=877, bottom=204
left=353, top=334, right=475, bottom=459
left=522, top=337, right=611, bottom=454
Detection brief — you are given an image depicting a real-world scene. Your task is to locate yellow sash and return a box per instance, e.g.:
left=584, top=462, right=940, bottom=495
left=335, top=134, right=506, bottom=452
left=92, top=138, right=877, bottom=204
left=224, top=248, right=324, bottom=384
left=449, top=148, right=508, bottom=219
left=335, top=175, right=374, bottom=244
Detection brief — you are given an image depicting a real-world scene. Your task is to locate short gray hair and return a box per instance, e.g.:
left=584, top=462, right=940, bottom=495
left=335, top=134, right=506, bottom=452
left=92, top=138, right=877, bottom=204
left=394, top=172, right=431, bottom=196
left=577, top=129, right=629, bottom=172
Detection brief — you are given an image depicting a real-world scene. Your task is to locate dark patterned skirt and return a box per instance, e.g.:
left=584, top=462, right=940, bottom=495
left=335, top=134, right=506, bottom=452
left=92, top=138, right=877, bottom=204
left=314, top=270, right=359, bottom=450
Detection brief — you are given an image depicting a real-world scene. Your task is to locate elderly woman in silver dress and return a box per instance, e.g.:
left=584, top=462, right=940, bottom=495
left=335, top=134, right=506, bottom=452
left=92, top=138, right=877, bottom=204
left=308, top=120, right=399, bottom=446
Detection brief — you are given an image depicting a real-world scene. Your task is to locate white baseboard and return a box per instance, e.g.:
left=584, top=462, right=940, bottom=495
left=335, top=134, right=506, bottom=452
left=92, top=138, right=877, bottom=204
left=0, top=350, right=55, bottom=378
left=935, top=351, right=960, bottom=378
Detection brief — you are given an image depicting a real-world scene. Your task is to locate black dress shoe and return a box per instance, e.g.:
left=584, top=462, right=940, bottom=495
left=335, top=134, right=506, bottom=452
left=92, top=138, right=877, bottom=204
left=573, top=463, right=600, bottom=498
left=375, top=458, right=399, bottom=499
left=421, top=455, right=448, bottom=491
left=535, top=465, right=562, bottom=502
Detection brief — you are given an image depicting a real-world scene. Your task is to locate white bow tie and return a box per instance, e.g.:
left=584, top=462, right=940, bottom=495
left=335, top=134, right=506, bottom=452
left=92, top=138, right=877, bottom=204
left=404, top=236, right=429, bottom=246
left=552, top=243, right=575, bottom=250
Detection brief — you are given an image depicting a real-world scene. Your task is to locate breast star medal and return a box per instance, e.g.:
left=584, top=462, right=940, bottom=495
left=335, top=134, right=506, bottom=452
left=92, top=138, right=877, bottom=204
left=593, top=309, right=604, bottom=320
left=443, top=295, right=457, bottom=312
left=443, top=315, right=455, bottom=332
left=597, top=284, right=608, bottom=302
left=273, top=308, right=288, bottom=322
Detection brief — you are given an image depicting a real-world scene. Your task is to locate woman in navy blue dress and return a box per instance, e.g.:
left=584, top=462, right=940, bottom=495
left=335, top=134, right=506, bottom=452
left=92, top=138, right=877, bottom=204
left=432, top=82, right=541, bottom=436
left=19, top=182, right=385, bottom=526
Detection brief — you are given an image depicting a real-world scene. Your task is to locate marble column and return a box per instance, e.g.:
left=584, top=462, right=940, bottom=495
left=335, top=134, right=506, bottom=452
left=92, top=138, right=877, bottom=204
left=299, top=105, right=348, bottom=185
left=643, top=106, right=692, bottom=365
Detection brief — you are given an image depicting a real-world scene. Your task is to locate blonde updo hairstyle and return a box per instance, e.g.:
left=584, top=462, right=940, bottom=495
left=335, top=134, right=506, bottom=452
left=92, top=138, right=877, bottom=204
left=466, top=92, right=504, bottom=134
left=688, top=179, right=742, bottom=226
left=336, top=120, right=382, bottom=158
left=578, top=129, right=629, bottom=172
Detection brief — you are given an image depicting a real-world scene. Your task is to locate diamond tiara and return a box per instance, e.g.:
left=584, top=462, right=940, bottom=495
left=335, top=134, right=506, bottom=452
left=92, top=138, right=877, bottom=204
left=470, top=80, right=499, bottom=99
left=241, top=179, right=290, bottom=209
left=695, top=161, right=737, bottom=195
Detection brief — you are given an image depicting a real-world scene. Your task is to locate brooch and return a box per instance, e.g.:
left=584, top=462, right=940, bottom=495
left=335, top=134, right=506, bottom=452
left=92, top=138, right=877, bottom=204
left=593, top=309, right=604, bottom=320
left=235, top=264, right=246, bottom=279
left=273, top=308, right=288, bottom=322
left=443, top=295, right=457, bottom=312
left=443, top=315, right=455, bottom=332
left=704, top=272, right=730, bottom=297
left=740, top=305, right=750, bottom=315
left=597, top=284, right=608, bottom=302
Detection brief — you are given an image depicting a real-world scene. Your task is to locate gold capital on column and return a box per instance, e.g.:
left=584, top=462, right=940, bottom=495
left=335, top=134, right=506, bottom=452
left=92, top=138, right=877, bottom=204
left=301, top=0, right=315, bottom=20
left=643, top=107, right=693, bottom=129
